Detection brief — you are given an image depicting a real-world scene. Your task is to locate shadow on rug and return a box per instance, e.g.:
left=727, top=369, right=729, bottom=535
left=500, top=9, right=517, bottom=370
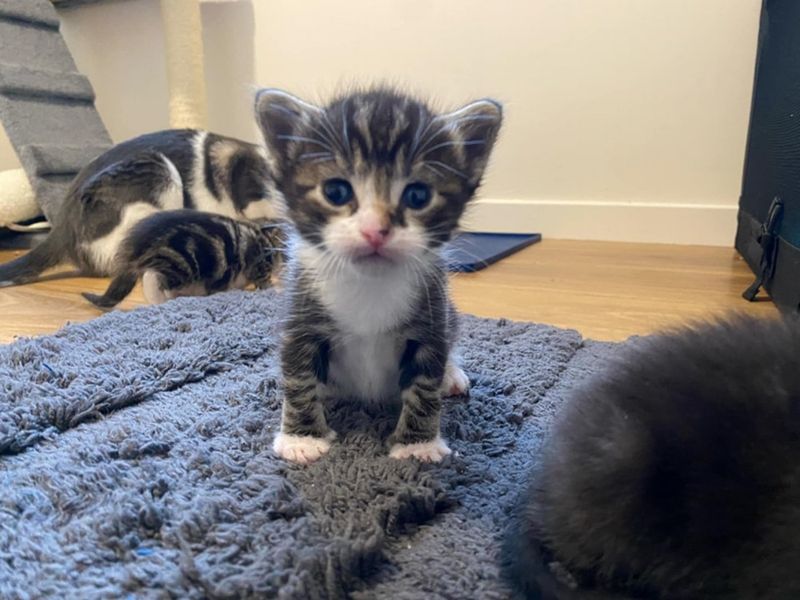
left=0, top=290, right=617, bottom=599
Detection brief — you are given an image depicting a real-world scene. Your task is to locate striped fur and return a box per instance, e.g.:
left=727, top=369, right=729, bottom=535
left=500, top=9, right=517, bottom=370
left=256, top=87, right=502, bottom=463
left=0, top=130, right=281, bottom=286
left=82, top=210, right=285, bottom=309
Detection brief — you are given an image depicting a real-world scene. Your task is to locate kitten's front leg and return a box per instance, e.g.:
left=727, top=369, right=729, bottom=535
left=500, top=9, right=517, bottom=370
left=273, top=336, right=336, bottom=464
left=389, top=340, right=452, bottom=463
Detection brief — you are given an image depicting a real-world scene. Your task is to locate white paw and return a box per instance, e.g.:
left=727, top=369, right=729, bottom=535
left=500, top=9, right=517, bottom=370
left=272, top=432, right=335, bottom=464
left=142, top=271, right=168, bottom=304
left=389, top=437, right=452, bottom=463
left=441, top=362, right=470, bottom=397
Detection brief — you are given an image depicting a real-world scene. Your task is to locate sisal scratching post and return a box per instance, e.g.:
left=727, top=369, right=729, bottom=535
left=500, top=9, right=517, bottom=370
left=0, top=169, right=41, bottom=229
left=160, top=0, right=208, bottom=129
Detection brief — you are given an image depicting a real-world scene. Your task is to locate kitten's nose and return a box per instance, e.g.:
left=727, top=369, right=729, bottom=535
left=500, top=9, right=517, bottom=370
left=360, top=226, right=390, bottom=250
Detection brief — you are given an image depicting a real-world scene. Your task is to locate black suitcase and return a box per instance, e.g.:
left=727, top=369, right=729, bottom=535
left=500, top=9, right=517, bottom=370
left=736, top=0, right=800, bottom=312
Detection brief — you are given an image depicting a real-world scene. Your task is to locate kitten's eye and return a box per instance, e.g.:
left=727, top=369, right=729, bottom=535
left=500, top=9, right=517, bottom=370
left=401, top=183, right=432, bottom=210
left=322, top=179, right=354, bottom=206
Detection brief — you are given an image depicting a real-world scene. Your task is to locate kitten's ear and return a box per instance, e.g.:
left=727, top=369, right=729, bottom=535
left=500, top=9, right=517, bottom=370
left=255, top=89, right=322, bottom=173
left=437, top=99, right=503, bottom=187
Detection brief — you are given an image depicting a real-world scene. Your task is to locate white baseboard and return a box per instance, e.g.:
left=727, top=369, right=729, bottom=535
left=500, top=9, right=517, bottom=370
left=461, top=198, right=739, bottom=246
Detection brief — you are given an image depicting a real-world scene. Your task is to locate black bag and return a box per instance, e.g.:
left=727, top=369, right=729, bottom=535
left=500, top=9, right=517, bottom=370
left=736, top=0, right=800, bottom=312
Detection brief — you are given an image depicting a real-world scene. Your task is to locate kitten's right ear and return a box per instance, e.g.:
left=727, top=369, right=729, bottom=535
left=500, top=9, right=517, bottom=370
left=255, top=89, right=322, bottom=173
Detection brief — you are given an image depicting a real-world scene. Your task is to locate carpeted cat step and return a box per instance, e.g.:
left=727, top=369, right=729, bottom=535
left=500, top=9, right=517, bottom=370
left=0, top=0, right=112, bottom=222
left=0, top=63, right=96, bottom=102
left=20, top=143, right=110, bottom=177
left=15, top=144, right=111, bottom=218
left=0, top=0, right=60, bottom=28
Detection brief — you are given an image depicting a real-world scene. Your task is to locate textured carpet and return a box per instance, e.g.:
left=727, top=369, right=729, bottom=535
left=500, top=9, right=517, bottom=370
left=0, top=290, right=616, bottom=599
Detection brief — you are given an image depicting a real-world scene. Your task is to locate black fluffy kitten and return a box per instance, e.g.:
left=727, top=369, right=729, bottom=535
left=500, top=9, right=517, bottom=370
left=255, top=87, right=502, bottom=464
left=504, top=315, right=800, bottom=600
left=82, top=210, right=284, bottom=309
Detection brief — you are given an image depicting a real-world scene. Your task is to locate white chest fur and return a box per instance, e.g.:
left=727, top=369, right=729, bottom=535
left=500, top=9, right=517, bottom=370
left=328, top=331, right=405, bottom=402
left=299, top=245, right=420, bottom=401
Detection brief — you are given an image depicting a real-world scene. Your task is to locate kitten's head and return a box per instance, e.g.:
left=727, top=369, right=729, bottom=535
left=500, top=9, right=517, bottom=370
left=242, top=221, right=286, bottom=289
left=255, top=87, right=502, bottom=273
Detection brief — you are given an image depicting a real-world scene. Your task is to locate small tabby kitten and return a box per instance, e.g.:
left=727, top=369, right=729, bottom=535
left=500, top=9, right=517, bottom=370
left=0, top=130, right=279, bottom=286
left=81, top=210, right=284, bottom=309
left=503, top=315, right=800, bottom=599
left=255, top=87, right=502, bottom=463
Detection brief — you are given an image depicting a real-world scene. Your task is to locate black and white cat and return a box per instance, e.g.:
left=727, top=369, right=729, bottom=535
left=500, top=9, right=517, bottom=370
left=0, top=129, right=280, bottom=286
left=503, top=315, right=800, bottom=600
left=255, top=87, right=502, bottom=464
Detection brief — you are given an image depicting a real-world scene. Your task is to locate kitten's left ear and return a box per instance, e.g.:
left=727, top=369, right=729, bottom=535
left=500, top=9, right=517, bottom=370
left=437, top=99, right=503, bottom=186
left=254, top=89, right=323, bottom=176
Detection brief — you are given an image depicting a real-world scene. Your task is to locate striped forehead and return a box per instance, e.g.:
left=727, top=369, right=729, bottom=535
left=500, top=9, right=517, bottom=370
left=325, top=93, right=431, bottom=172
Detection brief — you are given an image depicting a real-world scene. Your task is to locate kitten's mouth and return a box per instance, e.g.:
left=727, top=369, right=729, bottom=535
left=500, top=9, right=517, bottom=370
left=350, top=247, right=397, bottom=266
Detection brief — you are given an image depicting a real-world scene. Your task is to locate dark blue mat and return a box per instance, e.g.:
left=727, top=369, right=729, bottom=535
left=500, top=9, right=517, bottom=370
left=446, top=232, right=541, bottom=272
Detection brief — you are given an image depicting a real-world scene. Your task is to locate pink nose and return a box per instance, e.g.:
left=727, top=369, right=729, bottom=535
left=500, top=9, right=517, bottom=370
left=360, top=227, right=390, bottom=249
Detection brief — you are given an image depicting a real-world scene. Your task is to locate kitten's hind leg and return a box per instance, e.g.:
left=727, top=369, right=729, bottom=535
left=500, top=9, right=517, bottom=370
left=441, top=355, right=470, bottom=397
left=442, top=304, right=469, bottom=397
left=142, top=270, right=169, bottom=304
left=81, top=272, right=138, bottom=310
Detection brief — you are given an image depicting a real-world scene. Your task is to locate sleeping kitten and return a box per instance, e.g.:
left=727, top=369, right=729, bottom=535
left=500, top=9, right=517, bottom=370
left=0, top=129, right=280, bottom=286
left=255, top=87, right=502, bottom=463
left=81, top=210, right=285, bottom=309
left=503, top=315, right=800, bottom=600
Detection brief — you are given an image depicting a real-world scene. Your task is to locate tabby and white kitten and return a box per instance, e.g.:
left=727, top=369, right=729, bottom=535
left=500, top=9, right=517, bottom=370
left=255, top=87, right=502, bottom=464
left=81, top=210, right=285, bottom=309
left=0, top=130, right=280, bottom=286
left=503, top=315, right=800, bottom=600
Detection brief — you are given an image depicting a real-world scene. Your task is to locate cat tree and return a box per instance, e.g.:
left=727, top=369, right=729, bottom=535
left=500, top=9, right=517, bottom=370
left=0, top=0, right=111, bottom=228
left=0, top=0, right=208, bottom=233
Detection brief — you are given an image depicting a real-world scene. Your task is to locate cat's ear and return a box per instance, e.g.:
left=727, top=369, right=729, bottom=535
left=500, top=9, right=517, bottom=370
left=255, top=89, right=323, bottom=173
left=435, top=99, right=503, bottom=187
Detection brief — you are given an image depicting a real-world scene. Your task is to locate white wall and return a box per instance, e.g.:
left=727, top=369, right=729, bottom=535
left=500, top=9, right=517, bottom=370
left=2, top=0, right=762, bottom=245
left=251, top=0, right=761, bottom=245
left=60, top=0, right=171, bottom=142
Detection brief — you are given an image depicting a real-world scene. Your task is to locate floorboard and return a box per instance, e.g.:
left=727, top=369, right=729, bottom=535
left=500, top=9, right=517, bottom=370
left=0, top=239, right=778, bottom=344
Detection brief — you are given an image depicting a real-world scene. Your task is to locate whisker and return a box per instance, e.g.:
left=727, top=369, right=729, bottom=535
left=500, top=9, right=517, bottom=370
left=405, top=259, right=434, bottom=325
left=276, top=134, right=333, bottom=151
left=422, top=163, right=446, bottom=178
left=410, top=107, right=436, bottom=160
left=437, top=236, right=491, bottom=272
left=299, top=154, right=336, bottom=165
left=307, top=122, right=346, bottom=157
left=448, top=114, right=498, bottom=125
left=413, top=124, right=448, bottom=160
left=339, top=100, right=353, bottom=161
left=425, top=160, right=468, bottom=180
left=412, top=108, right=499, bottom=164
left=419, top=139, right=485, bottom=159
left=318, top=113, right=349, bottom=158
left=299, top=151, right=334, bottom=161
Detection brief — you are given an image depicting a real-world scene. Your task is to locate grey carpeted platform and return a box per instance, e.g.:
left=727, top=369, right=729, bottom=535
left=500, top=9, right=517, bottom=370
left=0, top=290, right=618, bottom=599
left=0, top=0, right=112, bottom=221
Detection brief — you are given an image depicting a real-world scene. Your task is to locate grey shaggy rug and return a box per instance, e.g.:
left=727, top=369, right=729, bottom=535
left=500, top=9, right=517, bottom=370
left=0, top=290, right=617, bottom=599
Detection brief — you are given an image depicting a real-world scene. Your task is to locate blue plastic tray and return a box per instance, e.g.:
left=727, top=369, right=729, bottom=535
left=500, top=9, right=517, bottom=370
left=446, top=232, right=541, bottom=272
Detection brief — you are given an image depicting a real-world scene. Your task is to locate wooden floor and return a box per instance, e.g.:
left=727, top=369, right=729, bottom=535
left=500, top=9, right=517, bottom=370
left=0, top=239, right=778, bottom=344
